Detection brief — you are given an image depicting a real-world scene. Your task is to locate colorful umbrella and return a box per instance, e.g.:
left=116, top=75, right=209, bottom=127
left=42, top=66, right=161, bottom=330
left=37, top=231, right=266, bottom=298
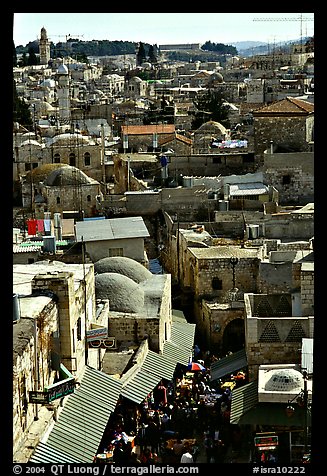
left=187, top=361, right=206, bottom=371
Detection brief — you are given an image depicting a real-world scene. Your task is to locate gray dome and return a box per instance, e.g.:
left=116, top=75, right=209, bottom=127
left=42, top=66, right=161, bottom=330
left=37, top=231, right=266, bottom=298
left=94, top=256, right=152, bottom=283
left=95, top=272, right=144, bottom=313
left=265, top=368, right=303, bottom=392
left=43, top=165, right=95, bottom=186
left=196, top=120, right=227, bottom=135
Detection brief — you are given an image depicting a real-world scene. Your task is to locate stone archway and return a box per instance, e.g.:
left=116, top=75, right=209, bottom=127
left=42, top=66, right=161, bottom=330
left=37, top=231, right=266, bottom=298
left=222, top=318, right=245, bottom=354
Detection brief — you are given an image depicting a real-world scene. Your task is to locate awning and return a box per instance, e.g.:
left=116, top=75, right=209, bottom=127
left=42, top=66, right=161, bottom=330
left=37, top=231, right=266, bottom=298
left=29, top=365, right=122, bottom=463
left=121, top=316, right=196, bottom=404
left=163, top=316, right=196, bottom=366
left=230, top=380, right=311, bottom=427
left=210, top=348, right=247, bottom=382
left=29, top=442, right=79, bottom=463
left=229, top=380, right=258, bottom=424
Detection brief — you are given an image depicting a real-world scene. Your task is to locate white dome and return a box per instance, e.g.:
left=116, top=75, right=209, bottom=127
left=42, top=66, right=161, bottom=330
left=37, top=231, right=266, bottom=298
left=57, top=64, right=69, bottom=75
left=264, top=368, right=303, bottom=392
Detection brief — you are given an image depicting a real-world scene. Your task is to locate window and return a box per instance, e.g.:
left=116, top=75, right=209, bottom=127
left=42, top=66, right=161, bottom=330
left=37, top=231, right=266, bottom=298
left=282, top=175, right=291, bottom=185
left=54, top=153, right=60, bottom=163
left=212, top=156, right=222, bottom=164
left=212, top=277, right=222, bottom=290
left=84, top=152, right=91, bottom=166
left=25, top=163, right=31, bottom=171
left=87, top=195, right=91, bottom=202
left=69, top=153, right=76, bottom=166
left=108, top=247, right=124, bottom=257
left=56, top=196, right=60, bottom=204
left=77, top=317, right=82, bottom=340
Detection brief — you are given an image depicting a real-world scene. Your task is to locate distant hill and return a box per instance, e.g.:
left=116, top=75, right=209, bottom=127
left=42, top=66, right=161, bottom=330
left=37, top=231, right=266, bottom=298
left=232, top=37, right=312, bottom=57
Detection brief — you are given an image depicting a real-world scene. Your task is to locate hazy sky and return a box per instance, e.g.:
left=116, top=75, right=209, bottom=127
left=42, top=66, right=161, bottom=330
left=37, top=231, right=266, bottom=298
left=13, top=12, right=314, bottom=47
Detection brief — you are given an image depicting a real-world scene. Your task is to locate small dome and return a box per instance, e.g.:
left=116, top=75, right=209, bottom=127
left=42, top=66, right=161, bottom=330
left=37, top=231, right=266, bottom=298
left=196, top=120, right=227, bottom=135
left=94, top=256, right=152, bottom=283
left=95, top=272, right=144, bottom=313
left=264, top=368, right=303, bottom=392
left=57, top=64, right=69, bottom=75
left=208, top=72, right=224, bottom=84
left=43, top=165, right=96, bottom=186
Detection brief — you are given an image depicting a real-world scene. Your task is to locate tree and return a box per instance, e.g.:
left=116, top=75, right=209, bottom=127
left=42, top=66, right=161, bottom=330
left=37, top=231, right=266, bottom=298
left=13, top=80, right=33, bottom=128
left=192, top=89, right=230, bottom=130
left=136, top=42, right=147, bottom=66
left=148, top=44, right=158, bottom=64
left=13, top=41, right=17, bottom=67
left=27, top=47, right=39, bottom=66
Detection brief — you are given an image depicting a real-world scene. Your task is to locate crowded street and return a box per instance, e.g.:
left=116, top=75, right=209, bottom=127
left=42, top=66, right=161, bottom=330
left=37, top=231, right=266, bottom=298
left=94, top=347, right=251, bottom=464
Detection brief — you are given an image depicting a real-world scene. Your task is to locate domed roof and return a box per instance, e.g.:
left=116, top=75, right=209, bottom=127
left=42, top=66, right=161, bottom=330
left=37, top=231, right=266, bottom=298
left=196, top=120, right=227, bottom=135
left=57, top=63, right=69, bottom=75
left=95, top=272, right=144, bottom=313
left=43, top=165, right=96, bottom=186
left=208, top=72, right=224, bottom=83
left=264, top=368, right=303, bottom=392
left=40, top=78, right=56, bottom=88
left=48, top=133, right=91, bottom=146
left=25, top=163, right=67, bottom=183
left=94, top=256, right=152, bottom=284
left=20, top=139, right=42, bottom=148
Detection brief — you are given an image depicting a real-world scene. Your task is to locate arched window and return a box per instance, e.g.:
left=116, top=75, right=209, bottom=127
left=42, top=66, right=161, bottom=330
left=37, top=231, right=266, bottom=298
left=87, top=195, right=91, bottom=202
left=54, top=153, right=60, bottom=163
left=84, top=152, right=91, bottom=166
left=56, top=196, right=60, bottom=204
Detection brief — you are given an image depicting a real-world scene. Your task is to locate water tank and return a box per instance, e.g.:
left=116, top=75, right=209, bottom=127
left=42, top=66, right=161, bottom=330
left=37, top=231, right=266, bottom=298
left=53, top=212, right=61, bottom=227
left=43, top=236, right=56, bottom=253
left=13, top=294, right=21, bottom=323
left=183, top=177, right=194, bottom=187
left=248, top=224, right=260, bottom=239
left=218, top=200, right=229, bottom=211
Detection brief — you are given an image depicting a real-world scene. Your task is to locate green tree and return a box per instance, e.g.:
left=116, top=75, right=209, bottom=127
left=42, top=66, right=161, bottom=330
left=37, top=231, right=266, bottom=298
left=13, top=41, right=17, bottom=67
left=192, top=89, right=230, bottom=129
left=13, top=80, right=33, bottom=128
left=136, top=42, right=147, bottom=66
left=148, top=44, right=158, bottom=64
left=27, top=47, right=39, bottom=65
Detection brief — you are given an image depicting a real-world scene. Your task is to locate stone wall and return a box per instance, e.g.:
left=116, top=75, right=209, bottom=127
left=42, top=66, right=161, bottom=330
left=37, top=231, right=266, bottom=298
left=263, top=151, right=314, bottom=204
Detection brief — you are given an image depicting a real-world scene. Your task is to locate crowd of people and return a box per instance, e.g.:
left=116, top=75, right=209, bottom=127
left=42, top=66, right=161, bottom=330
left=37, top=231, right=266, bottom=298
left=95, top=346, right=248, bottom=464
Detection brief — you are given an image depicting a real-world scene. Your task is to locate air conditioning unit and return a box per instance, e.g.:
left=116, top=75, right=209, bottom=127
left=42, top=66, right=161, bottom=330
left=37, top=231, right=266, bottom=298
left=88, top=337, right=116, bottom=349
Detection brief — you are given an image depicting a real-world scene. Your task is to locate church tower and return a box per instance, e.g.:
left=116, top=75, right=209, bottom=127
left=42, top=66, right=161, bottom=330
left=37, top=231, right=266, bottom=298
left=39, top=27, right=50, bottom=65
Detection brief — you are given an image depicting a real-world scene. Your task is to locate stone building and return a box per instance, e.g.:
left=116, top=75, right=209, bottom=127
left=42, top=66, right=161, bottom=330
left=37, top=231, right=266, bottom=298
left=75, top=216, right=150, bottom=264
left=21, top=163, right=102, bottom=216
left=13, top=260, right=106, bottom=462
left=263, top=152, right=314, bottom=205
left=14, top=132, right=103, bottom=184
left=120, top=124, right=176, bottom=152
left=94, top=257, right=173, bottom=354
left=252, top=96, right=314, bottom=155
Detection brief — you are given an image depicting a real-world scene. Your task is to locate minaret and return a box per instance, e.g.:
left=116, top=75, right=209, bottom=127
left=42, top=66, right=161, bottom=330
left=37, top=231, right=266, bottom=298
left=56, top=62, right=71, bottom=122
left=39, top=27, right=50, bottom=65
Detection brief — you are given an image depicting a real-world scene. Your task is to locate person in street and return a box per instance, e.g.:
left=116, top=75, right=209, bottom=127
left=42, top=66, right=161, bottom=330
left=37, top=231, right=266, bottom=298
left=180, top=442, right=194, bottom=463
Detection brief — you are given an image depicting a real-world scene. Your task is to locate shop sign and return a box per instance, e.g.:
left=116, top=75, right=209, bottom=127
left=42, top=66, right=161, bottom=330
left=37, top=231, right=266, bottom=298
left=86, top=327, right=108, bottom=342
left=254, top=433, right=279, bottom=447
left=45, top=377, right=76, bottom=402
left=29, top=391, right=49, bottom=404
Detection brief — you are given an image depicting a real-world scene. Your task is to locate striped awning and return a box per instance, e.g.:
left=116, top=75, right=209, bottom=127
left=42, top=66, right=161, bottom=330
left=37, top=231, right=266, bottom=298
left=29, top=366, right=122, bottom=463
left=210, top=348, right=248, bottom=382
left=229, top=380, right=258, bottom=424
left=29, top=442, right=79, bottom=463
left=121, top=317, right=196, bottom=404
left=230, top=381, right=311, bottom=427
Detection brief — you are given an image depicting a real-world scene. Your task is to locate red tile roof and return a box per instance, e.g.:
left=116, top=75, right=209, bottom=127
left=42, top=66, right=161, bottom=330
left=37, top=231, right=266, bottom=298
left=253, top=97, right=314, bottom=116
left=121, top=124, right=175, bottom=135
